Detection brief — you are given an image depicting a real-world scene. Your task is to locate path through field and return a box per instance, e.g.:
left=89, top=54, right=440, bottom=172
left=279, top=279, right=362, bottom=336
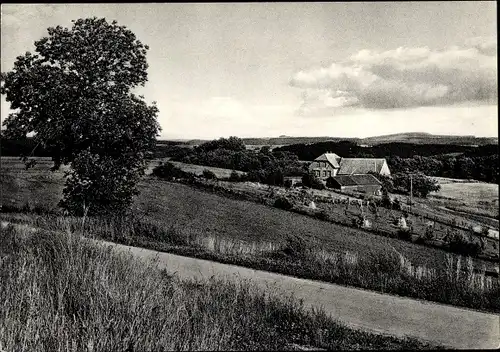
left=97, top=239, right=499, bottom=350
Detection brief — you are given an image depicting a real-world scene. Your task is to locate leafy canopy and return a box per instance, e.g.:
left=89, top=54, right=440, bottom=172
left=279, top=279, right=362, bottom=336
left=1, top=17, right=161, bottom=214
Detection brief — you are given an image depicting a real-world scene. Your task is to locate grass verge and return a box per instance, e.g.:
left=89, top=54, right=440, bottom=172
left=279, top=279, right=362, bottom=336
left=0, top=224, right=440, bottom=351
left=3, top=212, right=499, bottom=314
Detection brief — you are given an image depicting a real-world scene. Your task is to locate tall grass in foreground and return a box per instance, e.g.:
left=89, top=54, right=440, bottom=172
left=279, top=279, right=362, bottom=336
left=0, top=225, right=438, bottom=351
left=2, top=212, right=500, bottom=312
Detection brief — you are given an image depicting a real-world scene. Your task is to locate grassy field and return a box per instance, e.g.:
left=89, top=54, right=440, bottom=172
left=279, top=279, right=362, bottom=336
left=1, top=224, right=440, bottom=351
left=428, top=182, right=499, bottom=220
left=146, top=159, right=247, bottom=178
left=1, top=157, right=66, bottom=212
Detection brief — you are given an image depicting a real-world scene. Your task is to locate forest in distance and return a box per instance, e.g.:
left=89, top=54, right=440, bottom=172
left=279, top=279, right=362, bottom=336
left=2, top=135, right=498, bottom=184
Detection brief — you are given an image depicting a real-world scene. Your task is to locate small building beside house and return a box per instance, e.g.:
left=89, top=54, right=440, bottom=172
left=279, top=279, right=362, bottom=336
left=326, top=174, right=382, bottom=195
left=284, top=176, right=302, bottom=187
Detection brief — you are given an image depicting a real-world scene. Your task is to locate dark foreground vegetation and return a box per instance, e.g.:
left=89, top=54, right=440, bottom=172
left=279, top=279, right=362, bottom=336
left=0, top=223, right=440, bottom=351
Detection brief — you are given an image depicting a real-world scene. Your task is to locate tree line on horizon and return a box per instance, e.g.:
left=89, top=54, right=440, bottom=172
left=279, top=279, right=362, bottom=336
left=3, top=134, right=498, bottom=184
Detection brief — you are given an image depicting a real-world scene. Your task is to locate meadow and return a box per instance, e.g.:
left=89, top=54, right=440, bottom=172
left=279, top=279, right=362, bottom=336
left=146, top=159, right=247, bottom=178
left=1, top=224, right=440, bottom=351
left=428, top=181, right=499, bottom=221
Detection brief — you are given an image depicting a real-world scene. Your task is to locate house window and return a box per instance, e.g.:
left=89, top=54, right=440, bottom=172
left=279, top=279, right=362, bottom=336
left=327, top=171, right=331, bottom=177
left=315, top=170, right=320, bottom=177
left=323, top=170, right=327, bottom=177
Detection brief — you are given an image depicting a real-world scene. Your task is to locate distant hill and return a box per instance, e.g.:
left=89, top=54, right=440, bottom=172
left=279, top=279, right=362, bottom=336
left=360, top=133, right=498, bottom=146
left=159, top=133, right=497, bottom=147
left=242, top=136, right=360, bottom=146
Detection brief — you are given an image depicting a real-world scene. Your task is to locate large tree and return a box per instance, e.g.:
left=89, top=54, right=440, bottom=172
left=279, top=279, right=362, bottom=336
left=1, top=17, right=161, bottom=215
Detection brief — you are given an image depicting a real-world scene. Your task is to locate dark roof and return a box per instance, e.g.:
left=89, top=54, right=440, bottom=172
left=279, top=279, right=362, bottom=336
left=330, top=174, right=382, bottom=187
left=314, top=153, right=341, bottom=168
left=338, top=158, right=387, bottom=175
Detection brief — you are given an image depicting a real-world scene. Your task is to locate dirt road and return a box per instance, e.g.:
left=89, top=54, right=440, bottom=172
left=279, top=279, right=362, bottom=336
left=97, top=239, right=499, bottom=350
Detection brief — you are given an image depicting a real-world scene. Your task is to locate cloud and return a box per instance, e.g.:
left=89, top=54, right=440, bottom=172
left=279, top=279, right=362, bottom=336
left=289, top=37, right=497, bottom=115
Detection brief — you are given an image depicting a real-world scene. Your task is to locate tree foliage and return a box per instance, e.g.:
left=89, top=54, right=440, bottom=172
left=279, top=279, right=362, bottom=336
left=302, top=172, right=326, bottom=190
left=170, top=137, right=306, bottom=186
left=392, top=172, right=441, bottom=198
left=1, top=17, right=160, bottom=215
left=274, top=141, right=499, bottom=183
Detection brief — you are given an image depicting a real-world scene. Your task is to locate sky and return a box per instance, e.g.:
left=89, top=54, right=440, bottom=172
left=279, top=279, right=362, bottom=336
left=1, top=2, right=497, bottom=139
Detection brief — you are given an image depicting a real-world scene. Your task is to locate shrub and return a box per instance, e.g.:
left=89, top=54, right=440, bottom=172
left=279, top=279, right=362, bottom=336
left=381, top=189, right=392, bottom=207
left=393, top=198, right=402, bottom=210
left=59, top=150, right=144, bottom=216
left=229, top=170, right=241, bottom=182
left=314, top=210, right=329, bottom=221
left=274, top=196, right=293, bottom=211
left=152, top=162, right=188, bottom=180
left=302, top=172, right=325, bottom=190
left=392, top=172, right=441, bottom=198
left=280, top=235, right=311, bottom=259
left=202, top=169, right=217, bottom=180
left=397, top=228, right=412, bottom=241
left=447, top=233, right=481, bottom=257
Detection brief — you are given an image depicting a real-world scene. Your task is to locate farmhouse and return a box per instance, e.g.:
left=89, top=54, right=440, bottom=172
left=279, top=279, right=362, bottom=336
left=309, top=152, right=391, bottom=179
left=327, top=174, right=382, bottom=195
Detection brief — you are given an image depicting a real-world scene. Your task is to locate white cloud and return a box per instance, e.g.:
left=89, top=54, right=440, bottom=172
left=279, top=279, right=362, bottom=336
left=289, top=37, right=497, bottom=114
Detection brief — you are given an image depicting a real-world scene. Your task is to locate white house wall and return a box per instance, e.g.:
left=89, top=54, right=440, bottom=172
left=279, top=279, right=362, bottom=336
left=380, top=161, right=391, bottom=176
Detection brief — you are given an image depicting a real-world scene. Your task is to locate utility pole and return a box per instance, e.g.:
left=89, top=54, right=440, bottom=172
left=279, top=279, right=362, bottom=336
left=409, top=174, right=413, bottom=213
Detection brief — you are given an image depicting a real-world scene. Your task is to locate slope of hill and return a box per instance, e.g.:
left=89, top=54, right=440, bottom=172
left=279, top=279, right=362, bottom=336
left=361, top=133, right=498, bottom=146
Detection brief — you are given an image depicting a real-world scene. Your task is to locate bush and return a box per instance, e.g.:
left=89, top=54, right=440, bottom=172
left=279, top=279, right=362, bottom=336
left=302, top=172, right=325, bottom=190
left=314, top=210, right=329, bottom=221
left=59, top=150, right=144, bottom=216
left=392, top=172, right=441, bottom=198
left=203, top=169, right=217, bottom=180
left=229, top=170, right=241, bottom=182
left=393, top=198, right=402, bottom=210
left=397, top=228, right=412, bottom=241
left=274, top=196, right=293, bottom=211
left=447, top=233, right=481, bottom=256
left=280, top=235, right=311, bottom=259
left=381, top=189, right=392, bottom=207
